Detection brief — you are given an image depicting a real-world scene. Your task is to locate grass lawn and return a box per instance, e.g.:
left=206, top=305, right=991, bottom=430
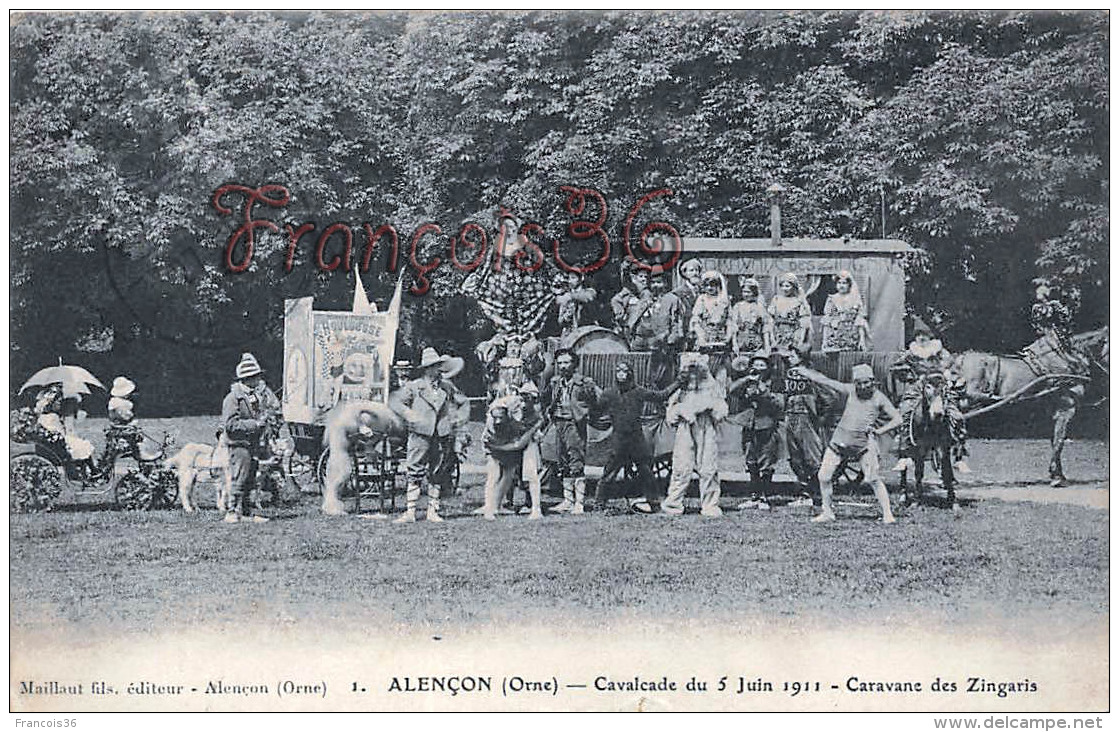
left=10, top=488, right=1108, bottom=638
left=10, top=416, right=1108, bottom=637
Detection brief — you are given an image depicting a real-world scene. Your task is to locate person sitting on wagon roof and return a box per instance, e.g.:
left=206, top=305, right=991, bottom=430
left=789, top=362, right=902, bottom=525
left=821, top=270, right=870, bottom=353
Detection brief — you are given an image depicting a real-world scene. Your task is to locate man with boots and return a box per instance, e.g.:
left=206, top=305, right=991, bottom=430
left=220, top=353, right=271, bottom=524
left=391, top=347, right=469, bottom=524
left=541, top=347, right=601, bottom=515
left=728, top=354, right=784, bottom=509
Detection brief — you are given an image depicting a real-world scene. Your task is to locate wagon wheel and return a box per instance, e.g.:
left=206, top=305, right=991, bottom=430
left=287, top=450, right=320, bottom=493
left=114, top=471, right=155, bottom=511
left=150, top=468, right=179, bottom=509
left=316, top=448, right=331, bottom=489
left=10, top=454, right=64, bottom=513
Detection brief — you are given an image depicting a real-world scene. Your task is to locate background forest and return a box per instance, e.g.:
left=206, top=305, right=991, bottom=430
left=9, top=10, right=1109, bottom=414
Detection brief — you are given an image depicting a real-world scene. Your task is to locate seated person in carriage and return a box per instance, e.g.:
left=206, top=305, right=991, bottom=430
left=102, top=376, right=142, bottom=465
left=891, top=320, right=971, bottom=474
left=18, top=384, right=98, bottom=479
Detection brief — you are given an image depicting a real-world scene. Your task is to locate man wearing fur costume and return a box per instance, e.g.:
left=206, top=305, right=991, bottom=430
left=662, top=352, right=729, bottom=517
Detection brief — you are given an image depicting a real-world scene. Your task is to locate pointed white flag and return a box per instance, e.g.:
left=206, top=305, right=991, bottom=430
left=352, top=270, right=376, bottom=314
left=377, top=270, right=406, bottom=397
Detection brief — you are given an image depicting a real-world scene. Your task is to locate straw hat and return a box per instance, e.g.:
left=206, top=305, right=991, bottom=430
left=110, top=376, right=136, bottom=398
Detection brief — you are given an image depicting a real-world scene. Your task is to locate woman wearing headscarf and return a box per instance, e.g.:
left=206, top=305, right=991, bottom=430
left=821, top=270, right=870, bottom=352
left=689, top=270, right=732, bottom=350
left=768, top=272, right=813, bottom=355
left=729, top=277, right=774, bottom=357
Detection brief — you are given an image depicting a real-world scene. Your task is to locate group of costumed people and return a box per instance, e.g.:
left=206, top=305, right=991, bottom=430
left=21, top=207, right=1087, bottom=526
left=437, top=212, right=967, bottom=524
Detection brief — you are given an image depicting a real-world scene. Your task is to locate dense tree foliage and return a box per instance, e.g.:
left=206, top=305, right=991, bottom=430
left=10, top=11, right=1108, bottom=413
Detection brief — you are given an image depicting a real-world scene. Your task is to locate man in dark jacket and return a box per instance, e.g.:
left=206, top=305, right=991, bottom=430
left=540, top=347, right=601, bottom=515
left=593, top=361, right=683, bottom=514
left=220, top=353, right=270, bottom=524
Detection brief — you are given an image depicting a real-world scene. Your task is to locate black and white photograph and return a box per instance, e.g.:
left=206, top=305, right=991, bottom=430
left=8, top=10, right=1110, bottom=716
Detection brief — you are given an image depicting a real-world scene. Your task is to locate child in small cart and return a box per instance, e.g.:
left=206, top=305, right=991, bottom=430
left=102, top=376, right=142, bottom=466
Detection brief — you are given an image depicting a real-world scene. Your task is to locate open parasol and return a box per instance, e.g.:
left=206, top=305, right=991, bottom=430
left=19, top=361, right=106, bottom=400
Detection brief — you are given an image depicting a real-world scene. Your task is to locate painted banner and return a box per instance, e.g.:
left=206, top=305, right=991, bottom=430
left=311, top=311, right=392, bottom=411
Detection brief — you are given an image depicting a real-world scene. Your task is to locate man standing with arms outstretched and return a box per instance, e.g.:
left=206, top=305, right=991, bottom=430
left=790, top=362, right=902, bottom=524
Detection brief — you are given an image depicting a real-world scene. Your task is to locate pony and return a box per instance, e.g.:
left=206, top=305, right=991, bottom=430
left=954, top=327, right=1107, bottom=486
left=899, top=373, right=959, bottom=512
left=165, top=416, right=294, bottom=513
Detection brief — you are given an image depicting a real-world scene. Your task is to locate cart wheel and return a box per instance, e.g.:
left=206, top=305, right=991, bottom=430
left=316, top=449, right=330, bottom=487
left=288, top=451, right=320, bottom=493
left=151, top=468, right=179, bottom=509
left=114, top=471, right=154, bottom=511
left=10, top=454, right=63, bottom=513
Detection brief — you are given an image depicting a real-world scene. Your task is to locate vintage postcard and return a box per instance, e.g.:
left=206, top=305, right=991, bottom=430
left=9, top=10, right=1109, bottom=715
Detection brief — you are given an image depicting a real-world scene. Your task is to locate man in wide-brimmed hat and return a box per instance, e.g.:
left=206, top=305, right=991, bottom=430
left=390, top=347, right=470, bottom=523
left=220, top=353, right=271, bottom=524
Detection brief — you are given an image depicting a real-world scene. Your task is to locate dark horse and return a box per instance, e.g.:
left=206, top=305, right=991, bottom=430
left=899, top=373, right=959, bottom=512
left=954, top=327, right=1108, bottom=486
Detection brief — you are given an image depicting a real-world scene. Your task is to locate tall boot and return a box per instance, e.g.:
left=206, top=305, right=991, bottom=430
left=395, top=482, right=420, bottom=523
left=427, top=483, right=443, bottom=523
left=572, top=477, right=587, bottom=515
left=553, top=479, right=575, bottom=513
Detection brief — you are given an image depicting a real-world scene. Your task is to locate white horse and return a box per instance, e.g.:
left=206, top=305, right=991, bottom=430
left=165, top=428, right=294, bottom=513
